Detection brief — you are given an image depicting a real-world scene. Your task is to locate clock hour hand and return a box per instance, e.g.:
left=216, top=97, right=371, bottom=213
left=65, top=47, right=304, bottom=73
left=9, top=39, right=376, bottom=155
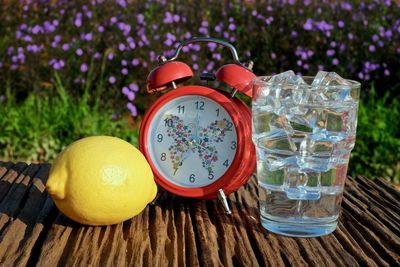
left=194, top=110, right=200, bottom=140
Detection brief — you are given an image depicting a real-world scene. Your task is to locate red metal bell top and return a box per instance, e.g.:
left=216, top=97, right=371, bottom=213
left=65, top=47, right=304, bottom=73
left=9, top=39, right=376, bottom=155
left=146, top=61, right=193, bottom=93
left=215, top=64, right=256, bottom=97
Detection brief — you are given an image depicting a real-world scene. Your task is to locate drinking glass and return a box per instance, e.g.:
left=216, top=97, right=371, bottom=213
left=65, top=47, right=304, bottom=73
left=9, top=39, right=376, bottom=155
left=252, top=72, right=360, bottom=237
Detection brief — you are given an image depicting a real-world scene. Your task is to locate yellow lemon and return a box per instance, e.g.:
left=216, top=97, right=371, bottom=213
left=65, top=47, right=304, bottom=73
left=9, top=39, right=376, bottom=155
left=46, top=136, right=157, bottom=225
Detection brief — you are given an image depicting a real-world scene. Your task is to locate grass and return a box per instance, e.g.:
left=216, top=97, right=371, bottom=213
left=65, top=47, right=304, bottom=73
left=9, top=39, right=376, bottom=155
left=0, top=73, right=138, bottom=162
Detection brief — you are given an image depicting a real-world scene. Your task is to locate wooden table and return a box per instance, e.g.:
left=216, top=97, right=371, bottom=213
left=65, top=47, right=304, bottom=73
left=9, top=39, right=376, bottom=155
left=0, top=162, right=399, bottom=266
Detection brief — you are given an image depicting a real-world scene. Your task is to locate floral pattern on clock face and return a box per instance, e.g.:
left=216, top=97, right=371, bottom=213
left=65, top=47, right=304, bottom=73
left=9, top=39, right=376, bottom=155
left=165, top=114, right=233, bottom=175
left=147, top=95, right=237, bottom=188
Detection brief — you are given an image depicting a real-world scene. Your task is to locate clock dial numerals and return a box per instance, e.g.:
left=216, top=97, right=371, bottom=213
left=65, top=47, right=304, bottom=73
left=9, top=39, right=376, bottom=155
left=157, top=134, right=163, bottom=142
left=195, top=101, right=205, bottom=110
left=147, top=95, right=237, bottom=188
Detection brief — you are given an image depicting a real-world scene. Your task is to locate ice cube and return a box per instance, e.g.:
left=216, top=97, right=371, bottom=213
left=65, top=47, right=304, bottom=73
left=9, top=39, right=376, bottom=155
left=283, top=169, right=321, bottom=200
left=269, top=115, right=293, bottom=134
left=252, top=106, right=274, bottom=140
left=326, top=109, right=343, bottom=132
left=287, top=114, right=313, bottom=133
left=265, top=154, right=297, bottom=171
left=297, top=136, right=334, bottom=172
left=259, top=134, right=297, bottom=154
left=312, top=71, right=351, bottom=87
left=303, top=108, right=326, bottom=129
left=312, top=71, right=353, bottom=103
left=256, top=161, right=284, bottom=188
left=269, top=70, right=296, bottom=84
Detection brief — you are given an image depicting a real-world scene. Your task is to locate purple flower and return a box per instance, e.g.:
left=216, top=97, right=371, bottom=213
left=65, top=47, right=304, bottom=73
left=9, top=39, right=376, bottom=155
left=341, top=2, right=352, bottom=11
left=369, top=45, right=376, bottom=52
left=164, top=39, right=173, bottom=46
left=85, top=10, right=92, bottom=18
left=326, top=49, right=335, bottom=56
left=54, top=35, right=62, bottom=42
left=338, top=21, right=345, bottom=28
left=348, top=33, right=354, bottom=40
left=212, top=53, right=221, bottom=60
left=117, top=0, right=127, bottom=7
left=53, top=62, right=62, bottom=70
left=62, top=43, right=70, bottom=51
left=131, top=58, right=140, bottom=66
left=173, top=14, right=180, bottom=22
left=384, top=29, right=392, bottom=39
left=384, top=69, right=390, bottom=76
left=192, top=63, right=199, bottom=70
left=163, top=12, right=173, bottom=24
left=110, top=17, right=117, bottom=24
left=44, top=21, right=56, bottom=32
left=121, top=68, right=128, bottom=75
left=129, top=83, right=139, bottom=92
left=127, top=91, right=135, bottom=101
left=358, top=72, right=364, bottom=79
left=74, top=18, right=82, bottom=28
left=291, top=31, right=298, bottom=38
left=214, top=25, right=222, bottom=33
left=208, top=42, right=217, bottom=51
left=85, top=33, right=93, bottom=41
left=108, top=53, right=114, bottom=60
left=23, top=36, right=32, bottom=42
left=127, top=102, right=138, bottom=117
left=122, top=86, right=130, bottom=95
left=137, top=14, right=145, bottom=24
left=109, top=76, right=116, bottom=84
left=80, top=63, right=88, bottom=73
left=332, top=58, right=339, bottom=65
left=228, top=23, right=236, bottom=31
left=118, top=43, right=126, bottom=51
left=98, top=25, right=104, bottom=32
left=303, top=19, right=313, bottom=31
left=31, top=25, right=42, bottom=34
left=76, top=48, right=83, bottom=56
left=94, top=52, right=101, bottom=59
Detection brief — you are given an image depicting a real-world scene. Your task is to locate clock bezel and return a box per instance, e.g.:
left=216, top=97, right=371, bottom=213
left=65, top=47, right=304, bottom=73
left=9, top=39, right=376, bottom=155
left=139, top=85, right=253, bottom=199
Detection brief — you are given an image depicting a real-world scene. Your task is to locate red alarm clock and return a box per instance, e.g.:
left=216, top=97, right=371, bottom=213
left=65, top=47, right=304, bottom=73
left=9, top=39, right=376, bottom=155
left=139, top=37, right=256, bottom=213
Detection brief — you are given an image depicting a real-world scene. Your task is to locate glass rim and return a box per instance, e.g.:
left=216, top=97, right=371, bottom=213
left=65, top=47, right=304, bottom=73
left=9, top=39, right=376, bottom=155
left=253, top=75, right=361, bottom=89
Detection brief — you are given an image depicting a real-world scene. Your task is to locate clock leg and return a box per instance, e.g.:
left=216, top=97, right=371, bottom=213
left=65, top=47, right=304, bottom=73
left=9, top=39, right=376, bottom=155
left=150, top=187, right=165, bottom=206
left=217, top=189, right=232, bottom=215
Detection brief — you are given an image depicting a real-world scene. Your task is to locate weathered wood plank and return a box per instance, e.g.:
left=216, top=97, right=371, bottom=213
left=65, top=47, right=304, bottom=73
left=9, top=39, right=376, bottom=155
left=0, top=162, right=399, bottom=267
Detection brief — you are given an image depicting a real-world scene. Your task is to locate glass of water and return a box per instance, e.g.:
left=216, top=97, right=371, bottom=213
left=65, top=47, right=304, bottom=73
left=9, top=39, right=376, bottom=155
left=252, top=71, right=360, bottom=237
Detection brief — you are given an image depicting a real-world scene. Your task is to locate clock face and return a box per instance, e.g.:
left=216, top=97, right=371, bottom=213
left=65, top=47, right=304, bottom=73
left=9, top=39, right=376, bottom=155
left=147, top=95, right=238, bottom=188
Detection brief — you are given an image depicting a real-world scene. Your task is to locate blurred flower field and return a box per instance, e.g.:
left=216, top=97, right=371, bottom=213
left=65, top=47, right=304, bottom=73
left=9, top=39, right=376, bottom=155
left=0, top=0, right=399, bottom=182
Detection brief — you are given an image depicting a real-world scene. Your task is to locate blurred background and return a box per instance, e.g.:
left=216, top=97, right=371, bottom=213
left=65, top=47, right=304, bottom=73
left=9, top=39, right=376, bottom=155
left=0, top=0, right=399, bottom=184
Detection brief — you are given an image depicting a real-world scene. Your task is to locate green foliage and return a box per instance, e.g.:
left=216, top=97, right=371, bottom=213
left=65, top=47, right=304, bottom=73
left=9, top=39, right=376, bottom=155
left=0, top=73, right=138, bottom=163
left=350, top=86, right=400, bottom=183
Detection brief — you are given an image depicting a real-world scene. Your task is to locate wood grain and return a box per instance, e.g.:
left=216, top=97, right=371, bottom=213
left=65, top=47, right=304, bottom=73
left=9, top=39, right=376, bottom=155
left=0, top=162, right=399, bottom=267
